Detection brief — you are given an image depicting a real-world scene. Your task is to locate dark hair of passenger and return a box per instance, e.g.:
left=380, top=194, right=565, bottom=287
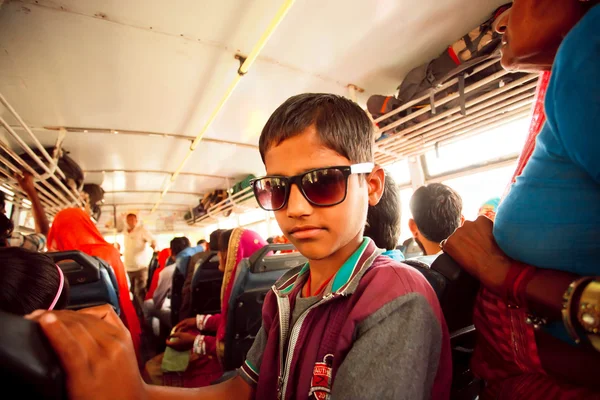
left=0, top=213, right=14, bottom=246
left=126, top=213, right=136, bottom=219
left=209, top=229, right=222, bottom=251
left=170, top=236, right=190, bottom=257
left=364, top=174, right=401, bottom=250
left=259, top=93, right=374, bottom=164
left=0, top=247, right=70, bottom=315
left=409, top=183, right=462, bottom=243
left=197, top=239, right=207, bottom=246
left=0, top=191, right=5, bottom=211
left=218, top=229, right=234, bottom=253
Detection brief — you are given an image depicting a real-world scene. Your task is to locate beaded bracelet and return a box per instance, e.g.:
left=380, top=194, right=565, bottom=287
left=577, top=280, right=600, bottom=351
left=562, top=277, right=595, bottom=344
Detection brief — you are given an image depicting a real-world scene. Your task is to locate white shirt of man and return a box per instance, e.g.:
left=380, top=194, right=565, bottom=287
left=123, top=224, right=153, bottom=272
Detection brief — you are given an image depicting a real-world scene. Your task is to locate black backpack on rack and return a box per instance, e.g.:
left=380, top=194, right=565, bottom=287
left=368, top=3, right=512, bottom=137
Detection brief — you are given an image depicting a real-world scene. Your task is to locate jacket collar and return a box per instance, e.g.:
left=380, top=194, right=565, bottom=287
left=275, top=237, right=382, bottom=297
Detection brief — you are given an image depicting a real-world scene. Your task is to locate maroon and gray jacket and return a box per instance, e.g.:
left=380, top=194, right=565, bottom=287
left=239, top=238, right=452, bottom=399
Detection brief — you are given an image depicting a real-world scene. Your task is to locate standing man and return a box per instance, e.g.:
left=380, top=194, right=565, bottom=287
left=123, top=213, right=156, bottom=308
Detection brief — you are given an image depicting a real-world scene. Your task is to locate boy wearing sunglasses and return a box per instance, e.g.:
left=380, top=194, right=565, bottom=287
left=30, top=94, right=451, bottom=400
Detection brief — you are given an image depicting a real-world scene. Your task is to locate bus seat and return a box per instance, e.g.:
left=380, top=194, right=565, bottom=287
left=402, top=259, right=446, bottom=298
left=49, top=251, right=120, bottom=315
left=190, top=252, right=223, bottom=316
left=0, top=310, right=66, bottom=399
left=222, top=243, right=306, bottom=371
left=429, top=254, right=480, bottom=400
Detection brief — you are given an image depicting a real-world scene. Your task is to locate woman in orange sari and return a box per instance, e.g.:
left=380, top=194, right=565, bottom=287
left=47, top=208, right=142, bottom=358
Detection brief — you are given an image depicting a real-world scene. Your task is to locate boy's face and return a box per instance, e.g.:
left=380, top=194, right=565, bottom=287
left=264, top=126, right=384, bottom=261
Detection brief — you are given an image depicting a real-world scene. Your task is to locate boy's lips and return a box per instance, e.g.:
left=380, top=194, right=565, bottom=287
left=289, top=225, right=325, bottom=240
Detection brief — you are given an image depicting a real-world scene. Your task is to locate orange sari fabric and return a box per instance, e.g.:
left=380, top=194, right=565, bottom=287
left=47, top=208, right=142, bottom=357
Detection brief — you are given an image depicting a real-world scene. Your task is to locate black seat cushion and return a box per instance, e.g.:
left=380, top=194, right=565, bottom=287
left=0, top=310, right=66, bottom=399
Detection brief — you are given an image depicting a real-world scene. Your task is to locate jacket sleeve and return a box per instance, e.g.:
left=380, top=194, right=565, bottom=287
left=331, top=293, right=445, bottom=400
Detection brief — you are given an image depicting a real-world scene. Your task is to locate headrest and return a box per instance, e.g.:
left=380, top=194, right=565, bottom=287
left=248, top=243, right=306, bottom=273
left=49, top=250, right=101, bottom=285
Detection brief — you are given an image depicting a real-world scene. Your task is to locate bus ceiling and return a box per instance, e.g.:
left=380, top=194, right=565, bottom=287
left=0, top=0, right=522, bottom=233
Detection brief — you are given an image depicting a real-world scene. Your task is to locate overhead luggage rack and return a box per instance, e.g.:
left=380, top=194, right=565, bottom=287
left=186, top=186, right=258, bottom=226
left=373, top=59, right=539, bottom=165
left=0, top=92, right=84, bottom=215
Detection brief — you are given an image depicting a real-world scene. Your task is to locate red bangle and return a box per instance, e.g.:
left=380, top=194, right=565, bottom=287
left=504, top=262, right=535, bottom=308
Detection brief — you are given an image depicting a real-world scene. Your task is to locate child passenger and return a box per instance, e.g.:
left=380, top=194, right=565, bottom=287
left=30, top=93, right=451, bottom=400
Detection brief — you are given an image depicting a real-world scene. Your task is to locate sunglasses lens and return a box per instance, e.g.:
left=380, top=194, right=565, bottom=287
left=253, top=177, right=288, bottom=211
left=301, top=168, right=347, bottom=206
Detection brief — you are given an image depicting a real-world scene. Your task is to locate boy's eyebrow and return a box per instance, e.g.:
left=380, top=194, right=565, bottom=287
left=263, top=164, right=350, bottom=177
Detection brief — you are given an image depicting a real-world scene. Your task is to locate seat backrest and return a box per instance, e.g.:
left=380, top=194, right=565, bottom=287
left=0, top=310, right=66, bottom=399
left=402, top=259, right=447, bottom=298
left=222, top=243, right=306, bottom=371
left=49, top=251, right=120, bottom=315
left=430, top=254, right=479, bottom=333
left=190, top=252, right=223, bottom=316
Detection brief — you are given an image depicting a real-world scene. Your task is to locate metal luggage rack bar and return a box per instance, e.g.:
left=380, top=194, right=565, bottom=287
left=0, top=91, right=84, bottom=216
left=372, top=60, right=539, bottom=165
left=186, top=186, right=258, bottom=226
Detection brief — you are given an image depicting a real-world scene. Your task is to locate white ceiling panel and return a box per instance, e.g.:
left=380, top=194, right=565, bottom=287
left=0, top=0, right=509, bottom=231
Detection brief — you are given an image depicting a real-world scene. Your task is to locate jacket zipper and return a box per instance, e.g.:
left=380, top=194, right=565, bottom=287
left=277, top=292, right=338, bottom=399
left=275, top=288, right=290, bottom=399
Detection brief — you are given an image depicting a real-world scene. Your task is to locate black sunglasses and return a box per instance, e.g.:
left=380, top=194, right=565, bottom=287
left=251, top=163, right=374, bottom=211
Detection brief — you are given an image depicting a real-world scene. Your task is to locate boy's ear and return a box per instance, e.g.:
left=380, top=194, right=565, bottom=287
left=367, top=166, right=385, bottom=207
left=408, top=218, right=419, bottom=238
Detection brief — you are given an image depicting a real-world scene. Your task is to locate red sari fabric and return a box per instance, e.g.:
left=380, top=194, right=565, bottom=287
left=47, top=208, right=142, bottom=358
left=146, top=248, right=172, bottom=300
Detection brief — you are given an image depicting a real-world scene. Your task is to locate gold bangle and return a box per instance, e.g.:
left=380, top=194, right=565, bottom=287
left=577, top=280, right=600, bottom=351
left=562, top=277, right=595, bottom=344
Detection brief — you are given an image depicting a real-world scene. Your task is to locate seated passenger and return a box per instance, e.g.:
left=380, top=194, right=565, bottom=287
left=31, top=94, right=450, bottom=400
left=145, top=247, right=173, bottom=301
left=46, top=207, right=142, bottom=358
left=144, top=228, right=265, bottom=388
left=143, top=238, right=188, bottom=321
left=409, top=183, right=463, bottom=264
left=1, top=172, right=49, bottom=251
left=364, top=173, right=404, bottom=261
left=0, top=247, right=69, bottom=314
left=443, top=3, right=600, bottom=398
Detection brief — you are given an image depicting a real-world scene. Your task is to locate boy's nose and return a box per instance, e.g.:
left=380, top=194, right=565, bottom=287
left=286, top=184, right=312, bottom=218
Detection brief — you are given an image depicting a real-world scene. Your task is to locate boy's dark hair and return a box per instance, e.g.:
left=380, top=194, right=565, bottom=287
left=259, top=93, right=374, bottom=163
left=209, top=229, right=222, bottom=251
left=364, top=174, right=401, bottom=250
left=409, top=183, right=462, bottom=243
left=197, top=239, right=207, bottom=246
left=170, top=236, right=191, bottom=257
left=0, top=247, right=70, bottom=315
left=218, top=229, right=234, bottom=253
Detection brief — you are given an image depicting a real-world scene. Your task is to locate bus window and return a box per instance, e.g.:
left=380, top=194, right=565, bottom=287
left=424, top=118, right=529, bottom=177
left=442, top=165, right=515, bottom=221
